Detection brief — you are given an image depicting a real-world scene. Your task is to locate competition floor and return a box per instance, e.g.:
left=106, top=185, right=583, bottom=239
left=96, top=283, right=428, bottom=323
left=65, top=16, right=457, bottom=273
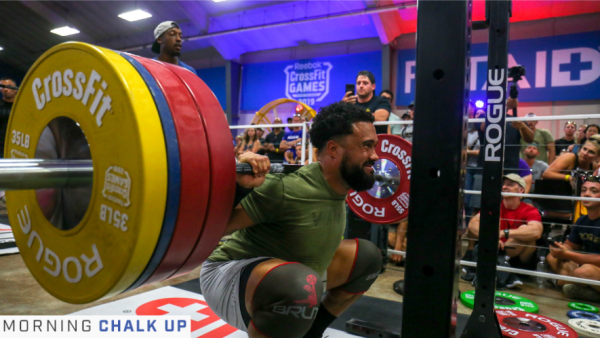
left=0, top=232, right=595, bottom=337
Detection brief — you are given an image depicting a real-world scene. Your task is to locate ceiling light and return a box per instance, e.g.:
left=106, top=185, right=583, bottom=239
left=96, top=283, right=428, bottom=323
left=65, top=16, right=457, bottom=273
left=118, top=9, right=152, bottom=22
left=475, top=100, right=484, bottom=109
left=213, top=0, right=227, bottom=2
left=51, top=26, right=80, bottom=36
left=0, top=47, right=3, bottom=51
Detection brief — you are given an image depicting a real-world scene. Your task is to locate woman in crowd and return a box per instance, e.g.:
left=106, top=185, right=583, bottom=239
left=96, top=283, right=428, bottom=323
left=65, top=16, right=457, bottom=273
left=544, top=135, right=600, bottom=181
left=236, top=127, right=261, bottom=157
left=569, top=124, right=600, bottom=154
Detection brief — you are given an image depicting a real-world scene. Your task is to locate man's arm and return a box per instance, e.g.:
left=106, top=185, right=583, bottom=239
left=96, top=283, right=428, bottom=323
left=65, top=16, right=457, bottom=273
left=467, top=213, right=481, bottom=238
left=225, top=152, right=271, bottom=235
left=501, top=221, right=543, bottom=242
left=224, top=204, right=255, bottom=235
left=373, top=109, right=390, bottom=122
left=547, top=141, right=556, bottom=164
left=523, top=174, right=532, bottom=194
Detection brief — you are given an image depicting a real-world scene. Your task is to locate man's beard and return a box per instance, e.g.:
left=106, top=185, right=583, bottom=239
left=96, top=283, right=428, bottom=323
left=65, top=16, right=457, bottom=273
left=340, top=154, right=375, bottom=192
left=525, top=153, right=536, bottom=159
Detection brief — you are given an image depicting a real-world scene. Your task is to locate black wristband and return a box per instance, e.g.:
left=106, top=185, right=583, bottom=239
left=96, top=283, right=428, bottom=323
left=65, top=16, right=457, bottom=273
left=504, top=229, right=509, bottom=239
left=233, top=183, right=254, bottom=209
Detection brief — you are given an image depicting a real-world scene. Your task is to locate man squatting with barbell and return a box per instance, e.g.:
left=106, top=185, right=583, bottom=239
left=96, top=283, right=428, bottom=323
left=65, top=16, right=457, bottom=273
left=201, top=101, right=383, bottom=338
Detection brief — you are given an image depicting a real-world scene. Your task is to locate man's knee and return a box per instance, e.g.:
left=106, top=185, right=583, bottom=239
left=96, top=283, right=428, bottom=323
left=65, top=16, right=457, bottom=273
left=250, top=263, right=323, bottom=338
left=339, top=239, right=382, bottom=294
left=574, top=264, right=600, bottom=280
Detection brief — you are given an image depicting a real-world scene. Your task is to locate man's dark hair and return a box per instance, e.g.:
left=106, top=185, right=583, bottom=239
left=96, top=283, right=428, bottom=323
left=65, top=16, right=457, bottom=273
left=380, top=89, right=393, bottom=101
left=0, top=77, right=16, bottom=85
left=356, top=71, right=375, bottom=85
left=309, top=101, right=374, bottom=152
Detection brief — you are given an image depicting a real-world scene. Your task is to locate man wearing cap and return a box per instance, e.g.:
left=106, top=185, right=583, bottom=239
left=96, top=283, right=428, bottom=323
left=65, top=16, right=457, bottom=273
left=465, top=174, right=543, bottom=275
left=262, top=118, right=286, bottom=163
left=519, top=113, right=555, bottom=164
left=152, top=21, right=197, bottom=75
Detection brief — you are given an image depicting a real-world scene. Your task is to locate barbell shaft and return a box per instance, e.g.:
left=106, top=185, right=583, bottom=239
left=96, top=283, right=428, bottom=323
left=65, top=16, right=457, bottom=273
left=0, top=159, right=93, bottom=190
left=0, top=160, right=389, bottom=191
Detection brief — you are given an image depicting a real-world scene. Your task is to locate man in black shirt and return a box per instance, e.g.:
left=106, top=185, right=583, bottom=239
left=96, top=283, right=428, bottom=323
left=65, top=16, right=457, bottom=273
left=0, top=77, right=18, bottom=158
left=342, top=71, right=390, bottom=135
left=555, top=121, right=577, bottom=155
left=546, top=177, right=600, bottom=300
left=262, top=118, right=286, bottom=163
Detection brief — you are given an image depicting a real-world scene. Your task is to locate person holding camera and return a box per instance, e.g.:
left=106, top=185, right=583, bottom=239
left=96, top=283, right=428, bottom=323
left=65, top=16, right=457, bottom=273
left=342, top=71, right=390, bottom=134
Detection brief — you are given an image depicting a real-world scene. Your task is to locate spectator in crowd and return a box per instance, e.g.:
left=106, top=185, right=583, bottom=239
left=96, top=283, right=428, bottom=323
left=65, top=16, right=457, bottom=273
left=518, top=158, right=533, bottom=194
left=465, top=106, right=481, bottom=215
left=546, top=175, right=600, bottom=301
left=570, top=124, right=600, bottom=154
left=470, top=99, right=533, bottom=212
left=236, top=127, right=261, bottom=157
left=152, top=21, right=197, bottom=74
left=262, top=118, right=286, bottom=163
left=408, top=101, right=415, bottom=119
left=519, top=113, right=555, bottom=164
left=284, top=143, right=310, bottom=165
left=342, top=70, right=391, bottom=134
left=555, top=121, right=577, bottom=155
left=280, top=114, right=304, bottom=154
left=256, top=127, right=265, bottom=144
left=0, top=76, right=17, bottom=216
left=380, top=90, right=394, bottom=105
left=577, top=124, right=588, bottom=145
left=543, top=135, right=600, bottom=181
left=0, top=76, right=17, bottom=158
left=463, top=174, right=543, bottom=285
left=399, top=113, right=413, bottom=143
left=523, top=142, right=549, bottom=192
left=387, top=112, right=403, bottom=137
left=287, top=117, right=293, bottom=131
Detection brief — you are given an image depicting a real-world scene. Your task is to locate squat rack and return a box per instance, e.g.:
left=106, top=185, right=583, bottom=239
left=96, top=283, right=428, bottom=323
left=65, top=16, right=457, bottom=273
left=402, top=0, right=510, bottom=337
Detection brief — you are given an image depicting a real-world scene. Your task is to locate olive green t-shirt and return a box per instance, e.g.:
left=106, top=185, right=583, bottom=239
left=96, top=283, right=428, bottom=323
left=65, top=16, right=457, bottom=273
left=520, top=128, right=554, bottom=164
left=208, top=162, right=347, bottom=276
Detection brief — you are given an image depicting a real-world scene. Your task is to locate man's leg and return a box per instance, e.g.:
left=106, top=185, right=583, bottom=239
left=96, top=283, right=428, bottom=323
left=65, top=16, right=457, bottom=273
left=244, top=259, right=323, bottom=338
left=572, top=264, right=600, bottom=292
left=546, top=253, right=578, bottom=288
left=303, top=238, right=382, bottom=338
left=504, top=238, right=537, bottom=264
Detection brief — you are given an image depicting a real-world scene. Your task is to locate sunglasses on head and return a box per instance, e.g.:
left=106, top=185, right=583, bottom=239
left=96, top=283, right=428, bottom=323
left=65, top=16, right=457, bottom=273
left=566, top=121, right=577, bottom=126
left=580, top=173, right=600, bottom=183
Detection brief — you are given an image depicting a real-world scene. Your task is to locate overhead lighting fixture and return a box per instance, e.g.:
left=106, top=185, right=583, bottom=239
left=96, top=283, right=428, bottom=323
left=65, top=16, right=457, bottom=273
left=0, top=47, right=3, bottom=51
left=213, top=0, right=227, bottom=2
left=118, top=9, right=152, bottom=22
left=51, top=26, right=80, bottom=36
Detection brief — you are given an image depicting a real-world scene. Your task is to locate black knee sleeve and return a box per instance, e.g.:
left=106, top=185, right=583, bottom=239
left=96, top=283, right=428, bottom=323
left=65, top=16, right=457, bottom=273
left=251, top=263, right=323, bottom=338
left=339, top=238, right=382, bottom=294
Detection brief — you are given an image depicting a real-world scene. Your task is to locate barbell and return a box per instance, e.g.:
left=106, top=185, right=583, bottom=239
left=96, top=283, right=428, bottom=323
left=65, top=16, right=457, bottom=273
left=4, top=42, right=412, bottom=304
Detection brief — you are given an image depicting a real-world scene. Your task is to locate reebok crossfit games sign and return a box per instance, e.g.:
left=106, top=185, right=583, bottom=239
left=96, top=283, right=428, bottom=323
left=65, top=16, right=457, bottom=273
left=283, top=61, right=333, bottom=107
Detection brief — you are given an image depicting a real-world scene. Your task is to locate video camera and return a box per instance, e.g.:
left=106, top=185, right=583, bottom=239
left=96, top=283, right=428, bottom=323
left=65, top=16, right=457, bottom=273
left=508, top=65, right=525, bottom=116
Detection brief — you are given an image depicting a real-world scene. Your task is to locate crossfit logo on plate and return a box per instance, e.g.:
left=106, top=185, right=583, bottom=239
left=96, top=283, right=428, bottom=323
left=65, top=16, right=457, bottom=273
left=103, top=166, right=131, bottom=207
left=284, top=61, right=333, bottom=106
left=31, top=69, right=113, bottom=127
